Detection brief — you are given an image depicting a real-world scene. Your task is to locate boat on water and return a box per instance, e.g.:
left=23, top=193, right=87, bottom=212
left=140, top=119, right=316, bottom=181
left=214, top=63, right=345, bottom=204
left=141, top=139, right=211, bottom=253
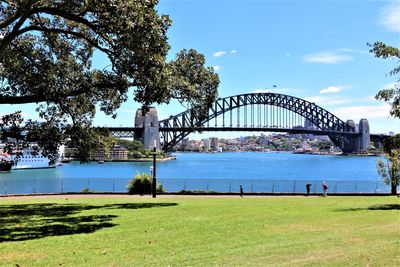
left=11, top=149, right=56, bottom=170
left=0, top=144, right=64, bottom=170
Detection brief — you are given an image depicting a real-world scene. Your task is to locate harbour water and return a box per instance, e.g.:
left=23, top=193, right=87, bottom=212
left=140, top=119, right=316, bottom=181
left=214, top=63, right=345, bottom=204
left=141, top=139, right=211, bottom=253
left=0, top=152, right=389, bottom=194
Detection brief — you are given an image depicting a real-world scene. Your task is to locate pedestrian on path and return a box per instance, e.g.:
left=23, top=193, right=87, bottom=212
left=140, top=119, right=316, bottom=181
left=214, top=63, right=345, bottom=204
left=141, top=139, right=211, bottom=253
left=322, top=181, right=328, bottom=197
left=306, top=183, right=312, bottom=196
left=240, top=185, right=244, bottom=198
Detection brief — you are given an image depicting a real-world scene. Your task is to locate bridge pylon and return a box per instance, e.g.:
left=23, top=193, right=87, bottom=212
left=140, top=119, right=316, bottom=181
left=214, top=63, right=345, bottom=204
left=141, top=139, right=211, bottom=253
left=134, top=108, right=161, bottom=151
left=333, top=119, right=370, bottom=153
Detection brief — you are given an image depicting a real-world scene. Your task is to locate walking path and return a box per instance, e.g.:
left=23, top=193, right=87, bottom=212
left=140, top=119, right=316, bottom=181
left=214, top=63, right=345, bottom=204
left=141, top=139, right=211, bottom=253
left=0, top=193, right=320, bottom=200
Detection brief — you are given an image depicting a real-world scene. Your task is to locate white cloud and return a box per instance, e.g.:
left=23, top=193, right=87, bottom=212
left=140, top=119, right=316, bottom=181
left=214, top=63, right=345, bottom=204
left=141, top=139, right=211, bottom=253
left=303, top=52, right=353, bottom=64
left=378, top=1, right=400, bottom=33
left=382, top=82, right=398, bottom=90
left=333, top=105, right=391, bottom=119
left=230, top=49, right=237, bottom=54
left=304, top=96, right=352, bottom=106
left=213, top=65, right=221, bottom=72
left=319, top=86, right=342, bottom=94
left=213, top=50, right=226, bottom=57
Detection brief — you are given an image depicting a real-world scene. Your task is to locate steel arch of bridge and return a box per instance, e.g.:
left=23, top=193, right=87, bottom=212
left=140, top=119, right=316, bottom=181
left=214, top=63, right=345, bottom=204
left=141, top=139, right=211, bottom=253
left=159, top=92, right=356, bottom=151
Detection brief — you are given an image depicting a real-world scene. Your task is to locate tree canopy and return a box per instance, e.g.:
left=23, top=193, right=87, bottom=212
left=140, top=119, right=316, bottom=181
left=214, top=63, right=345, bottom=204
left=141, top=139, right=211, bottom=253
left=0, top=0, right=219, bottom=161
left=369, top=42, right=400, bottom=118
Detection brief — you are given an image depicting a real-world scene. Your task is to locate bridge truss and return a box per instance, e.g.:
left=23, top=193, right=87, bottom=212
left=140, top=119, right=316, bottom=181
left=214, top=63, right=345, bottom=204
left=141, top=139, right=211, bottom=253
left=158, top=93, right=356, bottom=151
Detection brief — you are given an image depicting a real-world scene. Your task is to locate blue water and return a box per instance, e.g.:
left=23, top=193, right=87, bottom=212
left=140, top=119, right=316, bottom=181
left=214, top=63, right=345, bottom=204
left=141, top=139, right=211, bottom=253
left=0, top=152, right=386, bottom=194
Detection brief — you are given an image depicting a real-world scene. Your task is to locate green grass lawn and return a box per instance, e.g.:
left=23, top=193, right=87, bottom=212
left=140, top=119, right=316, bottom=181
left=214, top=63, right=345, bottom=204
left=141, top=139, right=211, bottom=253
left=0, top=196, right=399, bottom=266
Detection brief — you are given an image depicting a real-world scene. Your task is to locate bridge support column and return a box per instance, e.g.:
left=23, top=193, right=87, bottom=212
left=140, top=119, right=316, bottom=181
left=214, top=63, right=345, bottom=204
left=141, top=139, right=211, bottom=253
left=358, top=119, right=371, bottom=152
left=334, top=119, right=370, bottom=153
left=134, top=108, right=161, bottom=151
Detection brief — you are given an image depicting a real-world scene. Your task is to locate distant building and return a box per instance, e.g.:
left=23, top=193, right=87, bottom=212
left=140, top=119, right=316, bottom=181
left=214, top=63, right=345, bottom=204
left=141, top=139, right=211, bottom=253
left=317, top=136, right=330, bottom=141
left=202, top=138, right=211, bottom=150
left=215, top=146, right=223, bottom=153
left=260, top=135, right=269, bottom=145
left=181, top=138, right=189, bottom=148
left=210, top=137, right=219, bottom=148
left=389, top=131, right=395, bottom=136
left=93, top=145, right=106, bottom=160
left=110, top=145, right=128, bottom=160
left=304, top=119, right=317, bottom=130
left=64, top=147, right=77, bottom=159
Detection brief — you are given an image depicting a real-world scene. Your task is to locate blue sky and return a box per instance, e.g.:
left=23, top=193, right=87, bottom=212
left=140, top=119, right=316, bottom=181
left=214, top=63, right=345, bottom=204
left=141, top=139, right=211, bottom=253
left=3, top=0, right=400, bottom=138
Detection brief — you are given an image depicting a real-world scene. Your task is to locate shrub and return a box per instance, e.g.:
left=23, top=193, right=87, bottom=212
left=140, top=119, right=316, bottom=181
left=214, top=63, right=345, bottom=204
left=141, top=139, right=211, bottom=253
left=156, top=183, right=165, bottom=194
left=131, top=151, right=144, bottom=158
left=127, top=173, right=164, bottom=194
left=80, top=187, right=92, bottom=194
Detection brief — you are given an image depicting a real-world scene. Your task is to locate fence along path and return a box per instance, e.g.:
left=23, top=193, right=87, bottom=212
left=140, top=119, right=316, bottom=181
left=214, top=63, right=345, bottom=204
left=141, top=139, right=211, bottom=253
left=0, top=177, right=393, bottom=195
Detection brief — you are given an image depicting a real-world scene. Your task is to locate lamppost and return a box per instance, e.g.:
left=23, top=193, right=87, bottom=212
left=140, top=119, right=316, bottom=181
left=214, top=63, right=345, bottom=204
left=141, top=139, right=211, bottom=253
left=151, top=141, right=157, bottom=198
left=149, top=166, right=153, bottom=177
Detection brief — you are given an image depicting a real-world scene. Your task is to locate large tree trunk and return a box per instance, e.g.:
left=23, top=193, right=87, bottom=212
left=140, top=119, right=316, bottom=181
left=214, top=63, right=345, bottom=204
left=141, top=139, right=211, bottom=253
left=391, top=180, right=398, bottom=195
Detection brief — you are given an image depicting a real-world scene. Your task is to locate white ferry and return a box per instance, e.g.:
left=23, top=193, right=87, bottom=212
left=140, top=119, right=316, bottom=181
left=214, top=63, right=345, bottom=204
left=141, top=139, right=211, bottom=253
left=11, top=150, right=56, bottom=170
left=0, top=145, right=64, bottom=170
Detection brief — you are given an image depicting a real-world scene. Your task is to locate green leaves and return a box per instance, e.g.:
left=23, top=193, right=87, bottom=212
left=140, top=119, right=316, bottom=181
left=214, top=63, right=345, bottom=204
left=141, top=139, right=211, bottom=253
left=377, top=134, right=400, bottom=194
left=369, top=42, right=400, bottom=119
left=0, top=0, right=219, bottom=161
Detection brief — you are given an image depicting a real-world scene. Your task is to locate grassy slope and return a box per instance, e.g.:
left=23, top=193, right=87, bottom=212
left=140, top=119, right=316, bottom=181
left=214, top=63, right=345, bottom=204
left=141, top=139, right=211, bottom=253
left=0, top=196, right=399, bottom=266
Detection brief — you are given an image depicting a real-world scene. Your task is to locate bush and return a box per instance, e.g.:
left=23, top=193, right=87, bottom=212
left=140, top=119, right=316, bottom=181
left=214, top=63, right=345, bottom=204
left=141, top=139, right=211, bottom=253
left=131, top=151, right=144, bottom=158
left=127, top=173, right=164, bottom=194
left=156, top=183, right=164, bottom=194
left=80, top=187, right=92, bottom=194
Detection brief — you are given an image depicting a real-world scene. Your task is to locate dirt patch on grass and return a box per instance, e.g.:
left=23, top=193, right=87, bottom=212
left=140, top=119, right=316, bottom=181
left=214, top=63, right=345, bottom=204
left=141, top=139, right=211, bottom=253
left=0, top=252, right=45, bottom=262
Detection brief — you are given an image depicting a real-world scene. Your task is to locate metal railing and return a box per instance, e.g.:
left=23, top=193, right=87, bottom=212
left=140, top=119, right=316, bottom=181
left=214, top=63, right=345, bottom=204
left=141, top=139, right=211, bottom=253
left=0, top=177, right=396, bottom=195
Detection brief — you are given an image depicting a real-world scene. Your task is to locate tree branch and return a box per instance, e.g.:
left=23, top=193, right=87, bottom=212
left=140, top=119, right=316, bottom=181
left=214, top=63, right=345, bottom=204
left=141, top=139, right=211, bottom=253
left=0, top=88, right=87, bottom=104
left=0, top=10, right=22, bottom=28
left=17, top=25, right=111, bottom=55
left=30, top=7, right=103, bottom=39
left=0, top=81, right=131, bottom=104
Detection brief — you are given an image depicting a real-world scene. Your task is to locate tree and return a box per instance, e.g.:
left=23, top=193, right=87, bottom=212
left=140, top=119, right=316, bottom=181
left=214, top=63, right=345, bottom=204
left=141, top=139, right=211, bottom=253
left=376, top=134, right=400, bottom=195
left=0, top=0, right=219, bottom=162
left=368, top=42, right=400, bottom=118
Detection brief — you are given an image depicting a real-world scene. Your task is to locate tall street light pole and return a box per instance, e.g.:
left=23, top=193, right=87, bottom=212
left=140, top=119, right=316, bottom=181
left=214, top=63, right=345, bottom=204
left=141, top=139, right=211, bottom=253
left=152, top=142, right=157, bottom=198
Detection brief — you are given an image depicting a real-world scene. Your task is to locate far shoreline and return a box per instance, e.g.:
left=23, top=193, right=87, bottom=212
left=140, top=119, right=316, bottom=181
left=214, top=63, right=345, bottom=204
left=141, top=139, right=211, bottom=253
left=66, top=156, right=177, bottom=163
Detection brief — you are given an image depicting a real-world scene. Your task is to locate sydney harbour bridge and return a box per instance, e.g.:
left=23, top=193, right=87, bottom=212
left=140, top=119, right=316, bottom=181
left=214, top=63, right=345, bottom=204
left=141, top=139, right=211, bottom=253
left=108, top=92, right=389, bottom=153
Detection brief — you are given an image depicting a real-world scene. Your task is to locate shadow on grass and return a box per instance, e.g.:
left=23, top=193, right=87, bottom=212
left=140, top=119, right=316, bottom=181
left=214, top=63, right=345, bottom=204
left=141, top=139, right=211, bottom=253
left=337, top=204, right=400, bottom=212
left=0, top=202, right=177, bottom=242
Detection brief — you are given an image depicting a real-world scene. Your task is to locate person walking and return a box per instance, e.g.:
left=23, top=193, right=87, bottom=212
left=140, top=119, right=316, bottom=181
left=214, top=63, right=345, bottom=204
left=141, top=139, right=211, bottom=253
left=240, top=185, right=244, bottom=198
left=306, top=183, right=312, bottom=196
left=322, top=181, right=328, bottom=197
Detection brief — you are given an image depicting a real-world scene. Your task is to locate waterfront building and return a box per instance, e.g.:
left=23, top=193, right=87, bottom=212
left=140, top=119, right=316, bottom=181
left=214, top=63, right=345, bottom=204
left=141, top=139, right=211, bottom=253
left=93, top=145, right=106, bottom=160
left=64, top=147, right=77, bottom=158
left=110, top=145, right=128, bottom=160
left=188, top=140, right=203, bottom=151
